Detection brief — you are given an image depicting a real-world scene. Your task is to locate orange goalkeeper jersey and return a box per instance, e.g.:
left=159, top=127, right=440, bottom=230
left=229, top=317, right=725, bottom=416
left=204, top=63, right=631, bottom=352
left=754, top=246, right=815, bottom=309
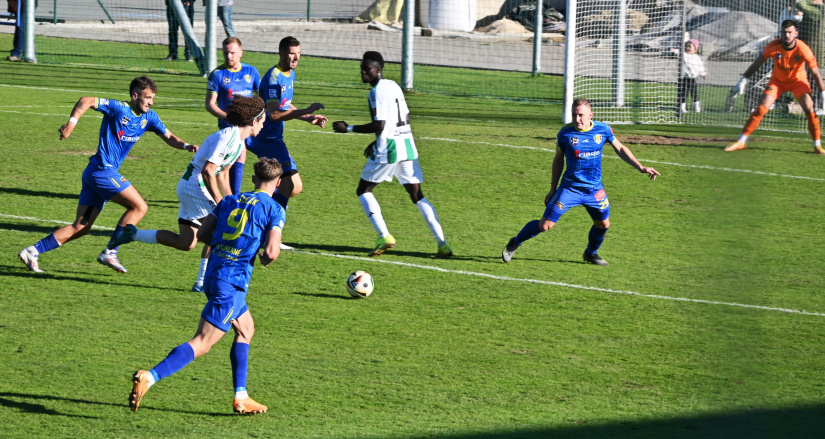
left=762, top=38, right=818, bottom=84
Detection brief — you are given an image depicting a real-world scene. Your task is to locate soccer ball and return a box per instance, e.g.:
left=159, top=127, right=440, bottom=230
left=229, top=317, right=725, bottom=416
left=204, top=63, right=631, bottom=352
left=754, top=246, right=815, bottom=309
left=346, top=271, right=374, bottom=298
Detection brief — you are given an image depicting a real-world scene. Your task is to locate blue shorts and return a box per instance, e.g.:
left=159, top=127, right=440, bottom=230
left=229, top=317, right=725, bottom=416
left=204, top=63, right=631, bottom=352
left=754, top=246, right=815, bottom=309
left=544, top=186, right=610, bottom=223
left=78, top=165, right=132, bottom=211
left=201, top=277, right=249, bottom=332
left=246, top=135, right=297, bottom=174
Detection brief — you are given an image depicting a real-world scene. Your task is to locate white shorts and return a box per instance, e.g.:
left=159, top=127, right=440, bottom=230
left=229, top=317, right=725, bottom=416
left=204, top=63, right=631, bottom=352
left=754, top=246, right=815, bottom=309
left=176, top=178, right=216, bottom=226
left=361, top=159, right=423, bottom=184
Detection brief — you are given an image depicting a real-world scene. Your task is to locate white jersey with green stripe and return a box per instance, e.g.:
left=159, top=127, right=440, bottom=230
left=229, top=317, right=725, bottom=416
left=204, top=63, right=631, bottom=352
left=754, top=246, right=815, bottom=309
left=181, top=126, right=243, bottom=186
left=369, top=79, right=418, bottom=164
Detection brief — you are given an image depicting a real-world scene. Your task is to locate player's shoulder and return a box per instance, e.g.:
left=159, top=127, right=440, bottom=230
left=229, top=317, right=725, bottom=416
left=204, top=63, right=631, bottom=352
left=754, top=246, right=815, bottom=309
left=241, top=63, right=261, bottom=76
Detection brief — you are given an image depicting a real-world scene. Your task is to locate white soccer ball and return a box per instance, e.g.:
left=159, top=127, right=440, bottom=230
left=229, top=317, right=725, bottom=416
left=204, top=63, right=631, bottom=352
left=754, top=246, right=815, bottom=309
left=346, top=271, right=374, bottom=298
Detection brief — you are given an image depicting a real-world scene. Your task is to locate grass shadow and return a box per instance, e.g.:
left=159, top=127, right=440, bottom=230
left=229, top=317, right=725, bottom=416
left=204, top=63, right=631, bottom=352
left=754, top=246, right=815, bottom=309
left=0, top=392, right=233, bottom=417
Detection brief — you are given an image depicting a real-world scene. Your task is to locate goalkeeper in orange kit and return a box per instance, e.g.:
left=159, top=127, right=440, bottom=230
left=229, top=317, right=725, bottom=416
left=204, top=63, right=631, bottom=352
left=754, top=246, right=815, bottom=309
left=726, top=19, right=825, bottom=154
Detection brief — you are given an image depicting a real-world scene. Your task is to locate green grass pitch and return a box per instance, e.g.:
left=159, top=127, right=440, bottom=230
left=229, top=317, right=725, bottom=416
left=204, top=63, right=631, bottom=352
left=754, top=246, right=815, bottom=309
left=0, top=53, right=824, bottom=438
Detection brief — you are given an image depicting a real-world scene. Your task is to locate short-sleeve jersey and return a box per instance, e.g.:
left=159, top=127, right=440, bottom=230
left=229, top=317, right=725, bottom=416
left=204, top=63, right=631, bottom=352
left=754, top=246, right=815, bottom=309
left=762, top=39, right=818, bottom=84
left=368, top=79, right=418, bottom=164
left=257, top=65, right=294, bottom=141
left=556, top=121, right=616, bottom=189
left=206, top=190, right=286, bottom=290
left=89, top=98, right=167, bottom=170
left=207, top=62, right=261, bottom=129
left=180, top=126, right=244, bottom=184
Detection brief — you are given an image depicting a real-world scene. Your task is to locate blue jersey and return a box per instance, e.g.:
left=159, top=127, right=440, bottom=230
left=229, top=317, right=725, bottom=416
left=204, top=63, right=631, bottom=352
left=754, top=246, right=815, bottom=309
left=257, top=65, right=294, bottom=141
left=207, top=62, right=261, bottom=129
left=89, top=98, right=167, bottom=170
left=205, top=190, right=286, bottom=290
left=556, top=121, right=616, bottom=189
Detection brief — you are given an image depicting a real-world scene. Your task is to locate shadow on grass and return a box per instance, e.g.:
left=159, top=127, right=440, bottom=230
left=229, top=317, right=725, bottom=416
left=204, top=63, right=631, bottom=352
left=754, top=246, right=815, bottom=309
left=288, top=243, right=481, bottom=261
left=0, top=187, right=77, bottom=200
left=405, top=405, right=825, bottom=439
left=291, top=291, right=350, bottom=300
left=0, top=392, right=233, bottom=417
left=0, top=264, right=179, bottom=291
left=0, top=222, right=112, bottom=237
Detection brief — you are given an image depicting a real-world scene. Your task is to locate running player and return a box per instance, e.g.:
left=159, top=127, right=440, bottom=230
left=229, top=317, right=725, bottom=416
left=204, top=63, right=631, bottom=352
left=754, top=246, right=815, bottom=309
left=726, top=19, right=825, bottom=154
left=128, top=157, right=285, bottom=415
left=17, top=75, right=198, bottom=273
left=248, top=36, right=327, bottom=209
left=205, top=37, right=261, bottom=194
left=332, top=51, right=453, bottom=258
left=109, top=96, right=266, bottom=292
left=501, top=98, right=660, bottom=266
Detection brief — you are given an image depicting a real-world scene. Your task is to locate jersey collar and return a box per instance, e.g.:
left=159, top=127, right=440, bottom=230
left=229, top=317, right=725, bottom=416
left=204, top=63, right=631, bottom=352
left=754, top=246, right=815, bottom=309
left=575, top=121, right=594, bottom=132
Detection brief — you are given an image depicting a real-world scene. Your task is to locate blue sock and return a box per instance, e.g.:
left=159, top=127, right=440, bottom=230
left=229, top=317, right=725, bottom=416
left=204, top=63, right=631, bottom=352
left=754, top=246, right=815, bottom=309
left=34, top=233, right=60, bottom=254
left=229, top=162, right=244, bottom=195
left=273, top=191, right=289, bottom=209
left=230, top=342, right=250, bottom=390
left=514, top=220, right=542, bottom=245
left=586, top=226, right=609, bottom=255
left=150, top=342, right=195, bottom=382
left=107, top=224, right=124, bottom=252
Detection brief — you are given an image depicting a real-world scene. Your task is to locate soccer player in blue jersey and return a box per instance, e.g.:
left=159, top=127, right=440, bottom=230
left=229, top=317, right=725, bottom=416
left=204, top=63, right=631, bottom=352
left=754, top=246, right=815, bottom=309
left=17, top=76, right=198, bottom=274
left=109, top=96, right=267, bottom=292
left=501, top=98, right=660, bottom=265
left=129, top=157, right=285, bottom=415
left=248, top=36, right=328, bottom=209
left=206, top=37, right=261, bottom=195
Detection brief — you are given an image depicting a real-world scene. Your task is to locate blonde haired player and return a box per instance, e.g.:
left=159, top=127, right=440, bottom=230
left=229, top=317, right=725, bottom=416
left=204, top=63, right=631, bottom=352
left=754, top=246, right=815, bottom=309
left=726, top=19, right=825, bottom=154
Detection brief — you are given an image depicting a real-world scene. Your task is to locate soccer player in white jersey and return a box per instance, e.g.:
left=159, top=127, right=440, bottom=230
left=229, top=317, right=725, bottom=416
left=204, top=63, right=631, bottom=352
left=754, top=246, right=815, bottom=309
left=333, top=51, right=452, bottom=258
left=109, top=96, right=267, bottom=292
left=17, top=76, right=198, bottom=274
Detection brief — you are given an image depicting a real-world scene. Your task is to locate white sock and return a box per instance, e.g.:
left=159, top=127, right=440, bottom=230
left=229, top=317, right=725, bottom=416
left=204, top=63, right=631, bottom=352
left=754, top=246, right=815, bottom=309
left=196, top=258, right=208, bottom=284
left=26, top=245, right=38, bottom=256
left=358, top=193, right=390, bottom=238
left=738, top=134, right=749, bottom=144
left=134, top=230, right=158, bottom=244
left=415, top=198, right=446, bottom=247
left=146, top=372, right=156, bottom=388
left=815, top=139, right=821, bottom=147
left=694, top=101, right=701, bottom=112
left=679, top=102, right=687, bottom=112
left=235, top=390, right=248, bottom=399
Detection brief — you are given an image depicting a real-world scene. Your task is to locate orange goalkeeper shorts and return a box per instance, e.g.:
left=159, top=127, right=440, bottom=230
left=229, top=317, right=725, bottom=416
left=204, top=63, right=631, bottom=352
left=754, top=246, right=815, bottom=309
left=763, top=78, right=812, bottom=100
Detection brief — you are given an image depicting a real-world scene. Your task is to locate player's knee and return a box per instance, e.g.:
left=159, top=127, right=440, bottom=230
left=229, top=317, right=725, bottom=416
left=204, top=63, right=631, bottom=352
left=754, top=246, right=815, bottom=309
left=408, top=190, right=423, bottom=204
left=753, top=105, right=769, bottom=117
left=538, top=219, right=554, bottom=232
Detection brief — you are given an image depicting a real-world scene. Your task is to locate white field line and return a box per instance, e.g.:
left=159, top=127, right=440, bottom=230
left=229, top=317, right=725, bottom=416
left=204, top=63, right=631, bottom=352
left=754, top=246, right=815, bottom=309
left=3, top=213, right=823, bottom=318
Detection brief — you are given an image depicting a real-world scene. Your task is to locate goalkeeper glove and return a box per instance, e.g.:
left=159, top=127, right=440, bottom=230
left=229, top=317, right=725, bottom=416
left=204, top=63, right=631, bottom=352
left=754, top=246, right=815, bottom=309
left=731, top=76, right=747, bottom=98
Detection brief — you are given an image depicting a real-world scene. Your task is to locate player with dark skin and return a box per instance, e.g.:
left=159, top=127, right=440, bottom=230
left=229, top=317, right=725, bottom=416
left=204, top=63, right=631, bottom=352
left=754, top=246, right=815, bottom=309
left=332, top=58, right=422, bottom=204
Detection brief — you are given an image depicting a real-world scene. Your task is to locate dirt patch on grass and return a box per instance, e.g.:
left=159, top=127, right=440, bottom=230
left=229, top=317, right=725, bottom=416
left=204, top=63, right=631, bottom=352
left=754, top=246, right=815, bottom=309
left=621, top=135, right=734, bottom=145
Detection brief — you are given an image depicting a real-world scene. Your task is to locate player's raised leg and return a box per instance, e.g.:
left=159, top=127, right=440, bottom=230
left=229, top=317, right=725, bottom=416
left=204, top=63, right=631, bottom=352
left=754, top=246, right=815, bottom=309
left=726, top=92, right=776, bottom=152
left=100, top=186, right=149, bottom=273
left=403, top=181, right=452, bottom=259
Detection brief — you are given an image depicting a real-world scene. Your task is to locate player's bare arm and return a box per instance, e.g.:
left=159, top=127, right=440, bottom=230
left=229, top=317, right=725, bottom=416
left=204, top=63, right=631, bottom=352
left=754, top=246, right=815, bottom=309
left=58, top=96, right=97, bottom=140
left=268, top=101, right=326, bottom=124
left=205, top=91, right=227, bottom=121
left=160, top=131, right=198, bottom=153
left=201, top=161, right=224, bottom=202
left=332, top=120, right=383, bottom=134
left=610, top=139, right=660, bottom=180
left=731, top=56, right=768, bottom=97
left=259, top=228, right=281, bottom=266
left=545, top=147, right=565, bottom=205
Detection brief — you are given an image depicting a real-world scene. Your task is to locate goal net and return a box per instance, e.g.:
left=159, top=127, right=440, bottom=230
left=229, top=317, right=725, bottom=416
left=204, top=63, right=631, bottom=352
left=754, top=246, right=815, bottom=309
left=570, top=0, right=812, bottom=133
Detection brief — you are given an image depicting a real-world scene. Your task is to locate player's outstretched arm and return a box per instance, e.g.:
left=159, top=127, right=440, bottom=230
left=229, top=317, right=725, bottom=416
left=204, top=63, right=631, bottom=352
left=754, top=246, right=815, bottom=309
left=160, top=131, right=198, bottom=153
left=332, top=120, right=384, bottom=134
left=609, top=139, right=660, bottom=180
left=268, top=102, right=326, bottom=125
left=259, top=228, right=282, bottom=266
left=58, top=96, right=97, bottom=140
